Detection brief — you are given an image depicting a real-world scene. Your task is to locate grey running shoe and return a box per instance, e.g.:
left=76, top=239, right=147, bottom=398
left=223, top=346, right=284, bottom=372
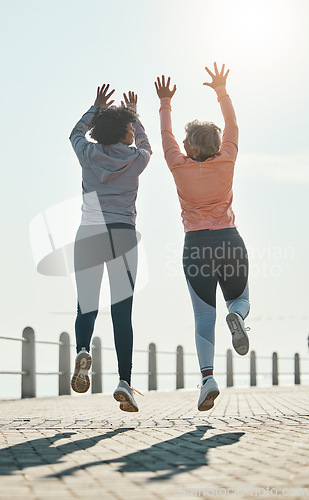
left=226, top=312, right=250, bottom=355
left=198, top=377, right=220, bottom=411
left=71, top=348, right=92, bottom=393
left=113, top=380, right=141, bottom=412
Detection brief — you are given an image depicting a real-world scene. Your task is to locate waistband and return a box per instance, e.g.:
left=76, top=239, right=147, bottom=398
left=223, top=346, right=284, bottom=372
left=79, top=222, right=135, bottom=231
left=106, top=223, right=135, bottom=231
left=185, top=227, right=239, bottom=240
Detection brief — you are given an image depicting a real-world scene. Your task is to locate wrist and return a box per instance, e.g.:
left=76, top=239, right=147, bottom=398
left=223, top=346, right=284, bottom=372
left=127, top=103, right=137, bottom=113
left=214, top=84, right=227, bottom=92
left=215, top=85, right=228, bottom=99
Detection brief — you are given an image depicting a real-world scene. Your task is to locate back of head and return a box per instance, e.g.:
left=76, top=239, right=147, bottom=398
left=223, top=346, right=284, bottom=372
left=185, top=120, right=222, bottom=161
left=90, top=106, right=137, bottom=145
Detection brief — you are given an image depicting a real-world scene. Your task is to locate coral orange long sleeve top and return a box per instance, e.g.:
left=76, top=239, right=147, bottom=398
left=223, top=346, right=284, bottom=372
left=159, top=85, right=238, bottom=232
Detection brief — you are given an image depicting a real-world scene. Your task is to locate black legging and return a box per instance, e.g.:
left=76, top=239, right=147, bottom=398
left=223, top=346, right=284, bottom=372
left=74, top=223, right=137, bottom=384
left=182, top=227, right=250, bottom=372
left=183, top=227, right=249, bottom=308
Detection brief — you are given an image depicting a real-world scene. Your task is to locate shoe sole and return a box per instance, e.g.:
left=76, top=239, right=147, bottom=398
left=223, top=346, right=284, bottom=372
left=198, top=389, right=220, bottom=411
left=71, top=352, right=92, bottom=393
left=113, top=390, right=139, bottom=412
left=226, top=312, right=249, bottom=355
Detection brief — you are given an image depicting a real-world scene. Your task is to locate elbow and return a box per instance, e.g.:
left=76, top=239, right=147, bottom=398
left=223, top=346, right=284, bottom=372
left=69, top=129, right=76, bottom=143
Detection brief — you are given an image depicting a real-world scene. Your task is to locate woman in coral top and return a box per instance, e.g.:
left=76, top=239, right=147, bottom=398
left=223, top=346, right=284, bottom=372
left=155, top=63, right=250, bottom=411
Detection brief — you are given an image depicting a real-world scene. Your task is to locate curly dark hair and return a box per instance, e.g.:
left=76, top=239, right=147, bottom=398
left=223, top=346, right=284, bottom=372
left=90, top=106, right=137, bottom=145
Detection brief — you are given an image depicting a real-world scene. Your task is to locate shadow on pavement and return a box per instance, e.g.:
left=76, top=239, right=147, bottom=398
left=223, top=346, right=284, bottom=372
left=0, top=428, right=133, bottom=475
left=44, top=425, right=245, bottom=481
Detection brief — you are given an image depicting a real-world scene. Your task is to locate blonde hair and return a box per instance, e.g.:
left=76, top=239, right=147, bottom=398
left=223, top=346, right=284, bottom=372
left=185, top=120, right=222, bottom=161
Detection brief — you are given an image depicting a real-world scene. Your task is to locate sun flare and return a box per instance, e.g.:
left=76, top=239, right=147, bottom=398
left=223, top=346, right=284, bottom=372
left=229, top=0, right=275, bottom=42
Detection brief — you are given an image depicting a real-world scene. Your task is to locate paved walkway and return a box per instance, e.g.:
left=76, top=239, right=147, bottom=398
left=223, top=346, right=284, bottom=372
left=0, top=385, right=309, bottom=499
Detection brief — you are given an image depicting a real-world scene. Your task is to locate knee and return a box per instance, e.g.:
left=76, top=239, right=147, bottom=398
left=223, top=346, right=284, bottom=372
left=111, top=297, right=133, bottom=314
left=77, top=304, right=98, bottom=319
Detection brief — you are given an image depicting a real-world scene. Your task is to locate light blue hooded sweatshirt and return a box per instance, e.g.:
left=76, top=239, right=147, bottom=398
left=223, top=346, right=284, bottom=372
left=70, top=106, right=152, bottom=226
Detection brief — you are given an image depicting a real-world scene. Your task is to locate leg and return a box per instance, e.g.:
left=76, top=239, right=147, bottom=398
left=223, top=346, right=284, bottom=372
left=186, top=279, right=217, bottom=374
left=217, top=231, right=250, bottom=317
left=183, top=233, right=221, bottom=411
left=74, top=225, right=105, bottom=352
left=107, top=228, right=138, bottom=386
left=75, top=303, right=100, bottom=353
left=183, top=236, right=218, bottom=374
left=217, top=232, right=250, bottom=355
left=226, top=282, right=250, bottom=319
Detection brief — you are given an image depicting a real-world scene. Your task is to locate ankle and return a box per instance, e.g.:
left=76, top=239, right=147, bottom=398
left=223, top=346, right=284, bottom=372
left=202, top=375, right=214, bottom=385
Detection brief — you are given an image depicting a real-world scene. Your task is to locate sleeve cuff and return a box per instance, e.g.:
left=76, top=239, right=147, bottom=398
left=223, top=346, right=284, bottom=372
left=159, top=97, right=172, bottom=111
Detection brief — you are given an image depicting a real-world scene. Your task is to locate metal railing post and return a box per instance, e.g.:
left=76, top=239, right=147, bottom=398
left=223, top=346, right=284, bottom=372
left=22, top=327, right=36, bottom=398
left=226, top=349, right=234, bottom=387
left=59, top=332, right=71, bottom=395
left=176, top=345, right=184, bottom=389
left=250, top=350, right=257, bottom=386
left=92, top=337, right=102, bottom=393
left=272, top=352, right=278, bottom=385
left=294, top=353, right=301, bottom=385
left=148, top=343, right=157, bottom=391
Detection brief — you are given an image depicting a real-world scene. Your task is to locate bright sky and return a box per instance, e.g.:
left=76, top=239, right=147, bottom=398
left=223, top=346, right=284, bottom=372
left=1, top=0, right=309, bottom=396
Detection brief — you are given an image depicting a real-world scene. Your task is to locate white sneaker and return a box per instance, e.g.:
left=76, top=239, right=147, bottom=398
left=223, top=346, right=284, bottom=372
left=113, top=380, right=141, bottom=412
left=226, top=312, right=250, bottom=355
left=198, top=377, right=220, bottom=411
left=71, top=348, right=92, bottom=393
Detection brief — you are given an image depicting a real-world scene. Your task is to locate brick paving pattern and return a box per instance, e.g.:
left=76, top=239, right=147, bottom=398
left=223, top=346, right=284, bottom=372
left=0, top=385, right=308, bottom=499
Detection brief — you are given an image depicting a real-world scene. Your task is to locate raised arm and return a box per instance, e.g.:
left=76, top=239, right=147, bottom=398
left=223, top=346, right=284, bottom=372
left=122, top=91, right=152, bottom=156
left=69, top=84, right=115, bottom=160
left=155, top=76, right=186, bottom=170
left=121, top=91, right=152, bottom=175
left=204, top=63, right=238, bottom=161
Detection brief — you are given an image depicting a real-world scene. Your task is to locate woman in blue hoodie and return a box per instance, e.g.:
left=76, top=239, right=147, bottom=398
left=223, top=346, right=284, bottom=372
left=69, top=85, right=152, bottom=412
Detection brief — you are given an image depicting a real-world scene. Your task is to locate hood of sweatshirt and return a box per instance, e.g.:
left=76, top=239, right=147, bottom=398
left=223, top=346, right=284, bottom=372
left=86, top=142, right=139, bottom=184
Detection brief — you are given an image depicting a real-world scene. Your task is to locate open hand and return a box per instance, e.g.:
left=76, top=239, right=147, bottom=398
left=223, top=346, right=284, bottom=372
left=203, top=63, right=229, bottom=89
left=121, top=91, right=138, bottom=113
left=94, top=84, right=115, bottom=107
left=155, top=76, right=177, bottom=99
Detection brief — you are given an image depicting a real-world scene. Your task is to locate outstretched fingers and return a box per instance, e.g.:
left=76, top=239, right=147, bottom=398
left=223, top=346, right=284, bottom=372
left=100, top=83, right=109, bottom=94
left=155, top=75, right=176, bottom=98
left=98, top=83, right=115, bottom=98
left=97, top=84, right=108, bottom=96
left=129, top=91, right=137, bottom=104
left=105, top=86, right=115, bottom=100
left=156, top=76, right=162, bottom=88
left=122, top=91, right=137, bottom=111
left=204, top=62, right=230, bottom=87
left=205, top=66, right=215, bottom=78
left=124, top=91, right=138, bottom=104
